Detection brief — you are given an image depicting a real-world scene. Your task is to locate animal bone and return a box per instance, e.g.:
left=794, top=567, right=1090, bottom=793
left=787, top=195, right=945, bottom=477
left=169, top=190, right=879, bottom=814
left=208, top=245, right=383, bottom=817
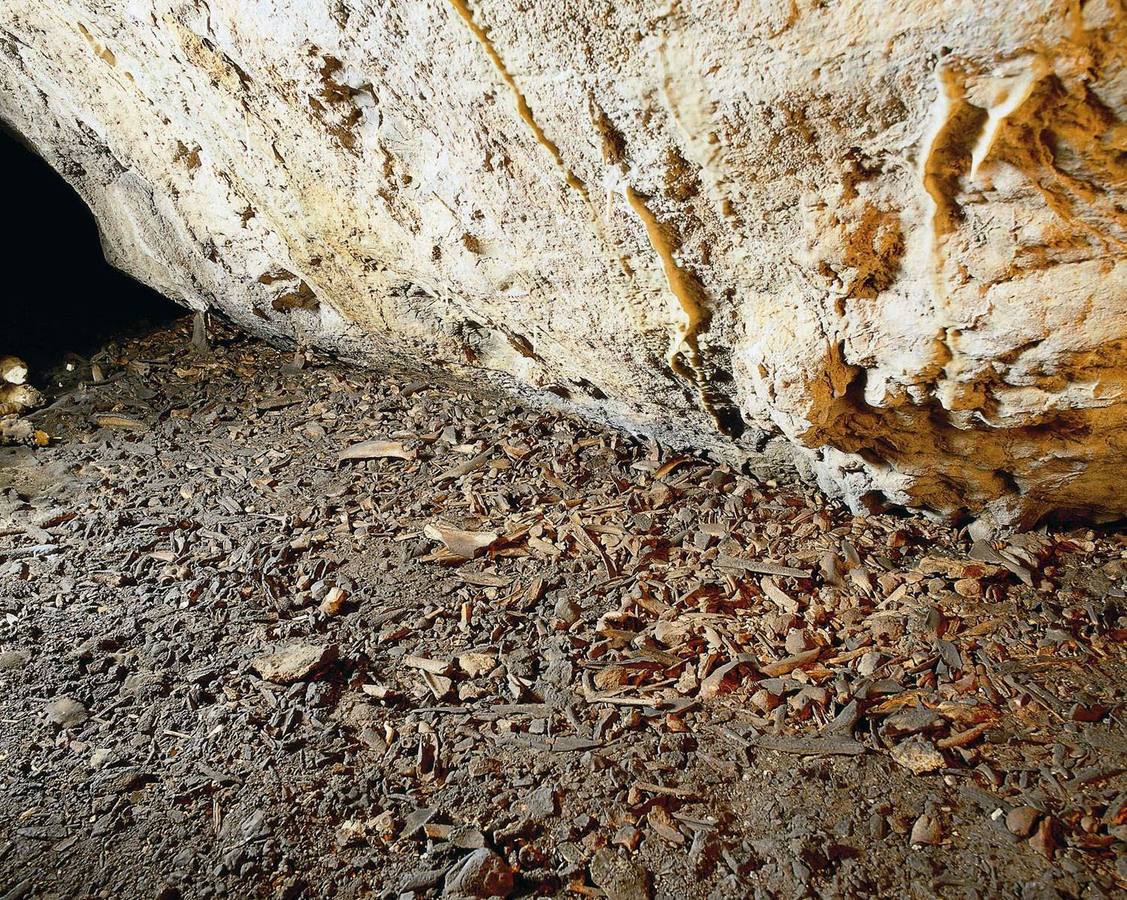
left=0, top=355, right=28, bottom=385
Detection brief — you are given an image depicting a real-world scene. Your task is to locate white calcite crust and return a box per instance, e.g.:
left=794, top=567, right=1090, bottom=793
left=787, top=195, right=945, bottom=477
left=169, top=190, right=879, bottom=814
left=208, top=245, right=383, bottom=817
left=1, top=1, right=1124, bottom=525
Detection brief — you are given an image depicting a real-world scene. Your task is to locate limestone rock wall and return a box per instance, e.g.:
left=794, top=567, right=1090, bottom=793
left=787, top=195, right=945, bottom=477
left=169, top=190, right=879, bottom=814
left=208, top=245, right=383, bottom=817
left=1, top=1, right=1124, bottom=526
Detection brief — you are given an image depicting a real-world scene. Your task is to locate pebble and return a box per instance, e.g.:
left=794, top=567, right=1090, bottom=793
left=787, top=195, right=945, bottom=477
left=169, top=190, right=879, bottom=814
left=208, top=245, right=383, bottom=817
left=552, top=595, right=581, bottom=626
left=890, top=736, right=945, bottom=774
left=89, top=748, right=115, bottom=770
left=448, top=825, right=486, bottom=850
left=1005, top=806, right=1041, bottom=838
left=524, top=785, right=558, bottom=821
left=784, top=629, right=810, bottom=654
left=1, top=879, right=31, bottom=900
left=0, top=650, right=30, bottom=671
left=868, top=813, right=889, bottom=839
left=953, top=577, right=983, bottom=598
left=910, top=813, right=943, bottom=846
left=400, top=806, right=436, bottom=839
left=318, top=586, right=348, bottom=616
left=251, top=642, right=336, bottom=683
left=857, top=651, right=881, bottom=677
left=457, top=652, right=496, bottom=677
left=589, top=847, right=650, bottom=900
left=443, top=848, right=514, bottom=897
left=44, top=696, right=88, bottom=727
left=883, top=707, right=942, bottom=737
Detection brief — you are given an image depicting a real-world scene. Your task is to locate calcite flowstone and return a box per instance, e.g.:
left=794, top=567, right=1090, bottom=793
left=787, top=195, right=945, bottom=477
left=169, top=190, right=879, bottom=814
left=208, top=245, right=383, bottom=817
left=1, top=1, right=1124, bottom=526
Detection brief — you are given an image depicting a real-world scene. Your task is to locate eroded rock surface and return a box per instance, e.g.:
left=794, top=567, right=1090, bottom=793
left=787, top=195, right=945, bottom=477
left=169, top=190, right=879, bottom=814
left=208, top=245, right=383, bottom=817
left=1, top=1, right=1124, bottom=524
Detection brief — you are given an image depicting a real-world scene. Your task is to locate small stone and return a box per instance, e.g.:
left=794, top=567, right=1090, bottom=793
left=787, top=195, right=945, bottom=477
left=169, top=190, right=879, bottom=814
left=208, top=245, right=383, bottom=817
left=251, top=642, right=336, bottom=683
left=910, top=813, right=943, bottom=846
left=424, top=672, right=454, bottom=699
left=698, top=660, right=742, bottom=699
left=953, top=577, right=983, bottom=598
left=883, top=707, right=942, bottom=737
left=358, top=727, right=387, bottom=753
left=857, top=651, right=881, bottom=677
left=44, top=696, right=88, bottom=727
left=1029, top=816, right=1059, bottom=859
left=1005, top=806, right=1041, bottom=838
left=443, top=848, right=514, bottom=897
left=318, top=586, right=348, bottom=616
left=0, top=650, right=31, bottom=671
left=400, top=806, right=437, bottom=839
left=89, top=748, right=115, bottom=770
left=890, top=736, right=945, bottom=774
left=0, top=880, right=31, bottom=900
left=448, top=825, right=486, bottom=850
left=552, top=595, right=581, bottom=626
left=457, top=652, right=496, bottom=677
left=612, top=824, right=642, bottom=852
left=525, top=785, right=558, bottom=821
left=589, top=847, right=650, bottom=900
left=784, top=629, right=810, bottom=654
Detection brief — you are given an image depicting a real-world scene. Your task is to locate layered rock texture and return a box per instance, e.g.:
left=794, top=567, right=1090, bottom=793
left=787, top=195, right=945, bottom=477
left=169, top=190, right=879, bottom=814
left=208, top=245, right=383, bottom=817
left=1, top=1, right=1124, bottom=525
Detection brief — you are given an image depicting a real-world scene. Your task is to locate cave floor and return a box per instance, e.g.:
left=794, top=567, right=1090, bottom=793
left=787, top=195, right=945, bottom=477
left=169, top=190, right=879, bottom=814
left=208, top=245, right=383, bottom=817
left=0, top=318, right=1125, bottom=899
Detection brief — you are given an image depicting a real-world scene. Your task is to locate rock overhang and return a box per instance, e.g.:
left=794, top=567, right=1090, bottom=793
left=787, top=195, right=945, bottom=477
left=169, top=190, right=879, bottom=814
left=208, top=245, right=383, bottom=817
left=0, top=0, right=1123, bottom=528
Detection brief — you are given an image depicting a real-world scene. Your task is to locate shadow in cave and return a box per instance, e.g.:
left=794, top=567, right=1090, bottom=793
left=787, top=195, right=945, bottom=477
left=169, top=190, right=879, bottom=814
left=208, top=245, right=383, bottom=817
left=0, top=122, right=183, bottom=390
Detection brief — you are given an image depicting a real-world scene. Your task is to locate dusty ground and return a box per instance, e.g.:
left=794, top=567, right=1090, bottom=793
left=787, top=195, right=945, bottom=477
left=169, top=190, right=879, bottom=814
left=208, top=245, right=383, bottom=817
left=1, top=318, right=1125, bottom=899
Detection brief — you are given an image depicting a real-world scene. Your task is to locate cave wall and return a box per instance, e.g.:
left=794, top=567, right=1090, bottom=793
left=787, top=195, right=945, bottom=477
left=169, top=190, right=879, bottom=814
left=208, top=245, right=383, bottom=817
left=1, top=0, right=1124, bottom=526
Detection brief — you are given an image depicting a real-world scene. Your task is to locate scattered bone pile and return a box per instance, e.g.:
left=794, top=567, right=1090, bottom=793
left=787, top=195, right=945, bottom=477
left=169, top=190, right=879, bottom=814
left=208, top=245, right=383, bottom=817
left=1, top=318, right=1123, bottom=897
left=0, top=355, right=42, bottom=445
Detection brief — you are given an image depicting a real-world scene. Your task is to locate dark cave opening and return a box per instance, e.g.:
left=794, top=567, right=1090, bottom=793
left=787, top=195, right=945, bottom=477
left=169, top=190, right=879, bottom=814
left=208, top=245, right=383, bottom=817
left=0, top=123, right=182, bottom=388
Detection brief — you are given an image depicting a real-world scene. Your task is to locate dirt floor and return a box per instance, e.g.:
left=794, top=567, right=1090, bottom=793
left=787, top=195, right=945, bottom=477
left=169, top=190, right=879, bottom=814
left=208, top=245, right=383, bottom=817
left=1, top=318, right=1125, bottom=899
